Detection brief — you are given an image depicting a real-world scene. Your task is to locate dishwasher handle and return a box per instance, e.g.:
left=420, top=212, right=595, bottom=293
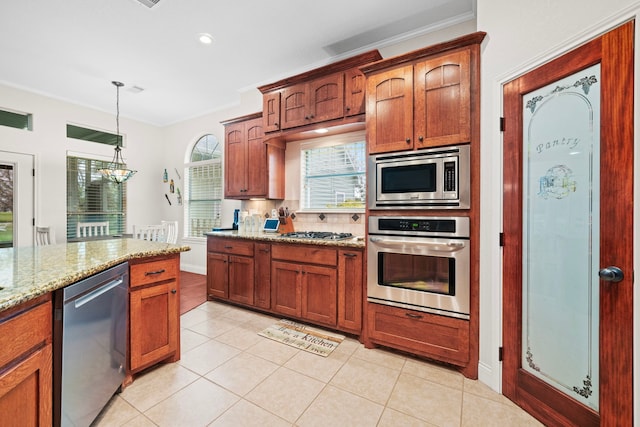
left=74, top=278, right=124, bottom=308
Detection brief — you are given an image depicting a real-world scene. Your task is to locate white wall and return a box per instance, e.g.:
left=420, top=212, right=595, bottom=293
left=0, top=84, right=165, bottom=241
left=476, top=0, right=639, bottom=419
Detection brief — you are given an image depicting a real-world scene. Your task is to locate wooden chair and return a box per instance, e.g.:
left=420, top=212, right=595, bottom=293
left=132, top=224, right=167, bottom=242
left=77, top=221, right=109, bottom=238
left=161, top=220, right=178, bottom=244
left=35, top=226, right=55, bottom=245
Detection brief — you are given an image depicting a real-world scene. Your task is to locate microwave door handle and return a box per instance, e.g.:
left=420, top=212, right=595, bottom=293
left=369, top=237, right=466, bottom=252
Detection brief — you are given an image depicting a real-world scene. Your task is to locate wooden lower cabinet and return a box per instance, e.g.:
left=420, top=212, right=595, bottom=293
left=129, top=255, right=180, bottom=373
left=366, top=302, right=470, bottom=366
left=207, top=235, right=363, bottom=334
left=207, top=238, right=255, bottom=304
left=254, top=243, right=271, bottom=309
left=338, top=249, right=363, bottom=333
left=0, top=296, right=52, bottom=426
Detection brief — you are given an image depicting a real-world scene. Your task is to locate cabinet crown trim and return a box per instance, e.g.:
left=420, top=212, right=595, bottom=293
left=220, top=112, right=263, bottom=126
left=258, top=50, right=382, bottom=93
left=360, top=32, right=486, bottom=75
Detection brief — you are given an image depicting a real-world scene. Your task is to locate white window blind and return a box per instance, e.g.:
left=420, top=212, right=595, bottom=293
left=185, top=161, right=222, bottom=237
left=66, top=156, right=127, bottom=238
left=301, top=140, right=366, bottom=210
left=185, top=134, right=222, bottom=238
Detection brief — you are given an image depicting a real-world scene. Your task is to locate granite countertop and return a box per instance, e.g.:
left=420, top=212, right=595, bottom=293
left=205, top=230, right=366, bottom=249
left=0, top=238, right=190, bottom=312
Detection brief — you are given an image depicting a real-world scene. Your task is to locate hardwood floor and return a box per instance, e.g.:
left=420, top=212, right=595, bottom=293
left=179, top=271, right=206, bottom=315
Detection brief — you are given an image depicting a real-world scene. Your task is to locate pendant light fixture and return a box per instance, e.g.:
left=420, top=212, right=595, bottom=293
left=98, top=81, right=137, bottom=184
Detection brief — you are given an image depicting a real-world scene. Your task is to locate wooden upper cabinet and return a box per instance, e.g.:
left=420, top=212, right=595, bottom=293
left=366, top=65, right=414, bottom=154
left=344, top=68, right=367, bottom=116
left=258, top=50, right=382, bottom=134
left=222, top=113, right=285, bottom=200
left=263, top=91, right=281, bottom=132
left=281, top=83, right=309, bottom=129
left=309, top=73, right=344, bottom=123
left=361, top=32, right=485, bottom=154
left=414, top=49, right=471, bottom=148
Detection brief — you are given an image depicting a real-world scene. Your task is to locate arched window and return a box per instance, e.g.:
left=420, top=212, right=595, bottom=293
left=184, top=134, right=222, bottom=238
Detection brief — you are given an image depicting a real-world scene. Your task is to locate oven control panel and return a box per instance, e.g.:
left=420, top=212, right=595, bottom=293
left=369, top=216, right=469, bottom=238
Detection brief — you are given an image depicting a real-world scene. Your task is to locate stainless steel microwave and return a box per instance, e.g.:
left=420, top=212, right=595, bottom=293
left=368, top=145, right=470, bottom=209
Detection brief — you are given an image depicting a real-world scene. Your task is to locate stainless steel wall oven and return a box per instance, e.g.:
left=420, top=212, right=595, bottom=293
left=367, top=216, right=470, bottom=319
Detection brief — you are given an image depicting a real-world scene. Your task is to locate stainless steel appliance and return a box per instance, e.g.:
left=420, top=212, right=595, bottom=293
left=368, top=145, right=470, bottom=209
left=367, top=216, right=470, bottom=319
left=53, top=262, right=128, bottom=427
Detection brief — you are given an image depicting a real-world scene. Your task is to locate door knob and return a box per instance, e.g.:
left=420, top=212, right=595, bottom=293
left=598, top=266, right=624, bottom=282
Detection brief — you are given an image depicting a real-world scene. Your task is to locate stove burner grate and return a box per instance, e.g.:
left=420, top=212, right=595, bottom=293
left=279, top=231, right=353, bottom=240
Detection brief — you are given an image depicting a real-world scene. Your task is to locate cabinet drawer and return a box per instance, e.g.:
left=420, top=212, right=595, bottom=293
left=367, top=303, right=469, bottom=366
left=130, top=257, right=178, bottom=287
left=271, top=244, right=337, bottom=266
left=207, top=238, right=254, bottom=256
left=0, top=300, right=51, bottom=368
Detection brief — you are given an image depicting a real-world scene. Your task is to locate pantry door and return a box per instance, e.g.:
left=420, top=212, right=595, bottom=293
left=502, top=21, right=634, bottom=426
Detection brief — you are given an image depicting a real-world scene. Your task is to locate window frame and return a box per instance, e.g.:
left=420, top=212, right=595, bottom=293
left=183, top=134, right=222, bottom=239
left=299, top=131, right=366, bottom=214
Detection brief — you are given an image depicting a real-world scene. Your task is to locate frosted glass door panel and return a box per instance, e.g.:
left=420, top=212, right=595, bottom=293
left=522, top=64, right=600, bottom=410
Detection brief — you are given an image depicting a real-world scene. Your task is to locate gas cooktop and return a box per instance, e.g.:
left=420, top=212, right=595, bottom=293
left=279, top=231, right=354, bottom=241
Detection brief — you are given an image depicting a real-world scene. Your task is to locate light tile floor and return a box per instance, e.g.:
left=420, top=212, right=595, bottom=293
left=95, top=301, right=543, bottom=426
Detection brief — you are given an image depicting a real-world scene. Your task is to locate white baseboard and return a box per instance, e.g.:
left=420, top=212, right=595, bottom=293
left=477, top=361, right=501, bottom=393
left=180, top=262, right=206, bottom=275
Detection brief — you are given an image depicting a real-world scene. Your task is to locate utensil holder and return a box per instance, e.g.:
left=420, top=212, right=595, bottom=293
left=278, top=217, right=294, bottom=234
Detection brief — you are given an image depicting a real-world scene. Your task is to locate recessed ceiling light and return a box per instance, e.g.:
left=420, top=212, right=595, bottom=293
left=315, top=128, right=329, bottom=134
left=198, top=33, right=214, bottom=45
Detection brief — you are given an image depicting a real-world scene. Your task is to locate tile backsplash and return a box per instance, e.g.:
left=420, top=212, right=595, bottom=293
left=240, top=199, right=365, bottom=237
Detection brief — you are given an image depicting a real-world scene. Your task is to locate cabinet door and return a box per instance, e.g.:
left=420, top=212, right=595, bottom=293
left=366, top=65, right=414, bottom=154
left=344, top=68, right=366, bottom=116
left=263, top=91, right=281, bottom=132
left=254, top=243, right=271, bottom=309
left=271, top=261, right=301, bottom=317
left=301, top=264, right=337, bottom=326
left=130, top=281, right=179, bottom=371
left=207, top=252, right=229, bottom=299
left=244, top=118, right=267, bottom=197
left=281, top=83, right=308, bottom=129
left=337, top=250, right=362, bottom=332
left=0, top=344, right=52, bottom=426
left=309, top=73, right=344, bottom=123
left=228, top=255, right=255, bottom=305
left=414, top=49, right=471, bottom=148
left=224, top=122, right=247, bottom=197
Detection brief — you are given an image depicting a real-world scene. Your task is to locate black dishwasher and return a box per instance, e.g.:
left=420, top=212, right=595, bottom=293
left=53, top=262, right=129, bottom=427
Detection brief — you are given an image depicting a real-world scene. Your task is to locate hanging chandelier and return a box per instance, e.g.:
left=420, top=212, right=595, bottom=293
left=98, top=81, right=137, bottom=184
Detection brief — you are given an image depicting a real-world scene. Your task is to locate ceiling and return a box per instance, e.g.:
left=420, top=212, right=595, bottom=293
left=0, top=0, right=475, bottom=126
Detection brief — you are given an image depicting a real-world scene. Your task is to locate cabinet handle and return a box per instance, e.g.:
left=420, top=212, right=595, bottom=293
left=405, top=312, right=423, bottom=320
left=171, top=289, right=177, bottom=294
left=224, top=246, right=233, bottom=249
left=144, top=269, right=166, bottom=276
left=343, top=253, right=357, bottom=258
left=418, top=136, right=424, bottom=142
left=260, top=249, right=270, bottom=253
left=405, top=138, right=411, bottom=144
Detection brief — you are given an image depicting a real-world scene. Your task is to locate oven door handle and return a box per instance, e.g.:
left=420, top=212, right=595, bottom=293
left=369, top=236, right=467, bottom=252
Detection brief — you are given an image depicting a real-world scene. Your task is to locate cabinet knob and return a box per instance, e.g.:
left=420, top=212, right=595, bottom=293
left=171, top=289, right=177, bottom=294
left=418, top=136, right=424, bottom=142
left=405, top=138, right=411, bottom=144
left=274, top=122, right=279, bottom=127
left=345, top=106, right=351, bottom=111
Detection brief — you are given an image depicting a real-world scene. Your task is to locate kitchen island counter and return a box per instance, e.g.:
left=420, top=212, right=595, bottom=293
left=205, top=230, right=365, bottom=249
left=0, top=238, right=190, bottom=312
